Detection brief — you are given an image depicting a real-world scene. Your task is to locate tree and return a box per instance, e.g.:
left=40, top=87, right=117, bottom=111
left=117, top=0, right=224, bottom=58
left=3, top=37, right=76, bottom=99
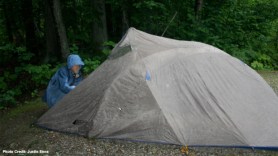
left=53, top=0, right=70, bottom=60
left=195, top=0, right=203, bottom=20
left=121, top=1, right=129, bottom=35
left=22, top=0, right=40, bottom=63
left=2, top=1, right=13, bottom=42
left=44, top=0, right=60, bottom=63
left=1, top=0, right=24, bottom=45
left=92, top=0, right=108, bottom=51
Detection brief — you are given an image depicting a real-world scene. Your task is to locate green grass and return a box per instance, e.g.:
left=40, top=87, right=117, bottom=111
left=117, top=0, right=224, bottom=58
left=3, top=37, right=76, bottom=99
left=0, top=98, right=46, bottom=120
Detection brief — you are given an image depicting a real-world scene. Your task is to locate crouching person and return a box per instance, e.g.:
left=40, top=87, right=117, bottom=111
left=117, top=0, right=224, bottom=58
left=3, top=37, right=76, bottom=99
left=43, top=54, right=84, bottom=108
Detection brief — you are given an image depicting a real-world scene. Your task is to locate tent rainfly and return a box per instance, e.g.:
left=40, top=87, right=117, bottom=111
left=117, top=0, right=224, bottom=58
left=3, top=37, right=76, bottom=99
left=37, top=27, right=278, bottom=149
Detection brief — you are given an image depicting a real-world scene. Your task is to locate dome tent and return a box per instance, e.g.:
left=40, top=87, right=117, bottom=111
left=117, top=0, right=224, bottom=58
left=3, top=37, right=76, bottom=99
left=37, top=28, right=278, bottom=148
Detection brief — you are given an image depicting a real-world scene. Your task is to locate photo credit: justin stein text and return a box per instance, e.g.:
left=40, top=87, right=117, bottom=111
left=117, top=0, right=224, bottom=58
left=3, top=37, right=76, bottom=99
left=2, top=150, right=49, bottom=154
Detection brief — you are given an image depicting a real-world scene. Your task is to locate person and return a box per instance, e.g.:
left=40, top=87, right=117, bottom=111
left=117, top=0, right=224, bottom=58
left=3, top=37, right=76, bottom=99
left=43, top=54, right=84, bottom=108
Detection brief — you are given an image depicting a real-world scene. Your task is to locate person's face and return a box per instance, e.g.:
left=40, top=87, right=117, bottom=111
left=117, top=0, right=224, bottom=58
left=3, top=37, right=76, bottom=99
left=71, top=65, right=80, bottom=74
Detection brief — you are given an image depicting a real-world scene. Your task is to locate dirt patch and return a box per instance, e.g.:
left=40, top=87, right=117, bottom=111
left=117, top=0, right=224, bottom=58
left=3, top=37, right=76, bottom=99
left=1, top=72, right=278, bottom=155
left=258, top=71, right=278, bottom=95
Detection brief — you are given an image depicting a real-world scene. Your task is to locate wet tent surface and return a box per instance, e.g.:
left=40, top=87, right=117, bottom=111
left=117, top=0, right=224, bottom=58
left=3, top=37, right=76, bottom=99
left=36, top=28, right=278, bottom=148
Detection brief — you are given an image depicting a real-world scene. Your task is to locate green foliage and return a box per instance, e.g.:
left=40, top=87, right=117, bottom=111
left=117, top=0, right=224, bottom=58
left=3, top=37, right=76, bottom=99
left=251, top=61, right=264, bottom=70
left=69, top=44, right=80, bottom=53
left=1, top=0, right=278, bottom=109
left=0, top=41, right=110, bottom=108
left=105, top=0, right=278, bottom=70
left=103, top=41, right=116, bottom=48
left=0, top=44, right=33, bottom=66
left=251, top=54, right=274, bottom=70
left=83, top=58, right=101, bottom=75
left=82, top=41, right=115, bottom=75
left=0, top=63, right=59, bottom=109
left=102, top=41, right=116, bottom=57
left=0, top=44, right=62, bottom=109
left=0, top=90, right=18, bottom=108
left=23, top=64, right=58, bottom=85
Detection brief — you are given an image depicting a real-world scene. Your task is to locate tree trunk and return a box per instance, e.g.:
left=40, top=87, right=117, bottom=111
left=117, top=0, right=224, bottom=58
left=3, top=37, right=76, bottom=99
left=22, top=0, right=39, bottom=63
left=53, top=0, right=69, bottom=60
left=195, top=0, right=203, bottom=20
left=2, top=1, right=13, bottom=42
left=44, top=0, right=60, bottom=63
left=121, top=0, right=129, bottom=35
left=122, top=8, right=129, bottom=35
left=92, top=0, right=108, bottom=51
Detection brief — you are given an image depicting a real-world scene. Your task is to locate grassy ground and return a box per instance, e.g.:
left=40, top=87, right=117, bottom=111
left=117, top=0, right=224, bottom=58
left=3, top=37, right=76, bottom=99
left=0, top=71, right=278, bottom=156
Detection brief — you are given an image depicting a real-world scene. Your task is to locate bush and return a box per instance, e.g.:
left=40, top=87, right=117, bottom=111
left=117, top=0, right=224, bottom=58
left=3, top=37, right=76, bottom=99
left=80, top=41, right=115, bottom=75
left=0, top=44, right=62, bottom=109
left=0, top=41, right=114, bottom=109
left=0, top=63, right=59, bottom=109
left=250, top=54, right=274, bottom=70
left=251, top=61, right=264, bottom=70
left=83, top=58, right=101, bottom=75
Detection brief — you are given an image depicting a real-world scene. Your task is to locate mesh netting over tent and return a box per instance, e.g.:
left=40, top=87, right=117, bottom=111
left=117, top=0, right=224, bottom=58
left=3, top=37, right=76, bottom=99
left=37, top=28, right=278, bottom=148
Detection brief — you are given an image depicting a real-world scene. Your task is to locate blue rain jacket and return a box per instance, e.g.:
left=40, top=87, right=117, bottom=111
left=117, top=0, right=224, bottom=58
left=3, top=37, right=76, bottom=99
left=43, top=54, right=84, bottom=108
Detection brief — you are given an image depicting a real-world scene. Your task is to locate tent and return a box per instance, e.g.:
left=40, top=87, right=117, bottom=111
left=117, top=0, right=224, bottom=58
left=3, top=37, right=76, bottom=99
left=37, top=28, right=278, bottom=148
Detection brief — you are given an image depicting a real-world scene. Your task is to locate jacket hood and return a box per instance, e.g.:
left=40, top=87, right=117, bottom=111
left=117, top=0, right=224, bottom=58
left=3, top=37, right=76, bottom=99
left=67, top=54, right=84, bottom=69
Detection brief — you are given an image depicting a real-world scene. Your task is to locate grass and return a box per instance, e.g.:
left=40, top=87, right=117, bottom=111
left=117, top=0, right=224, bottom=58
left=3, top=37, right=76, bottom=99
left=0, top=98, right=47, bottom=152
left=0, top=98, right=46, bottom=120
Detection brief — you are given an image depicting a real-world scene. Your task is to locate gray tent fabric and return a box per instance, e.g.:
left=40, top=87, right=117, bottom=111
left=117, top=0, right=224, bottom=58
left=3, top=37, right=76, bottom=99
left=37, top=27, right=278, bottom=148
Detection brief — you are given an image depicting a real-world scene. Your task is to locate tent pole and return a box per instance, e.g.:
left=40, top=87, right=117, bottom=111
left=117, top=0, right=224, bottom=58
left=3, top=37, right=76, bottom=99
left=161, top=11, right=178, bottom=37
